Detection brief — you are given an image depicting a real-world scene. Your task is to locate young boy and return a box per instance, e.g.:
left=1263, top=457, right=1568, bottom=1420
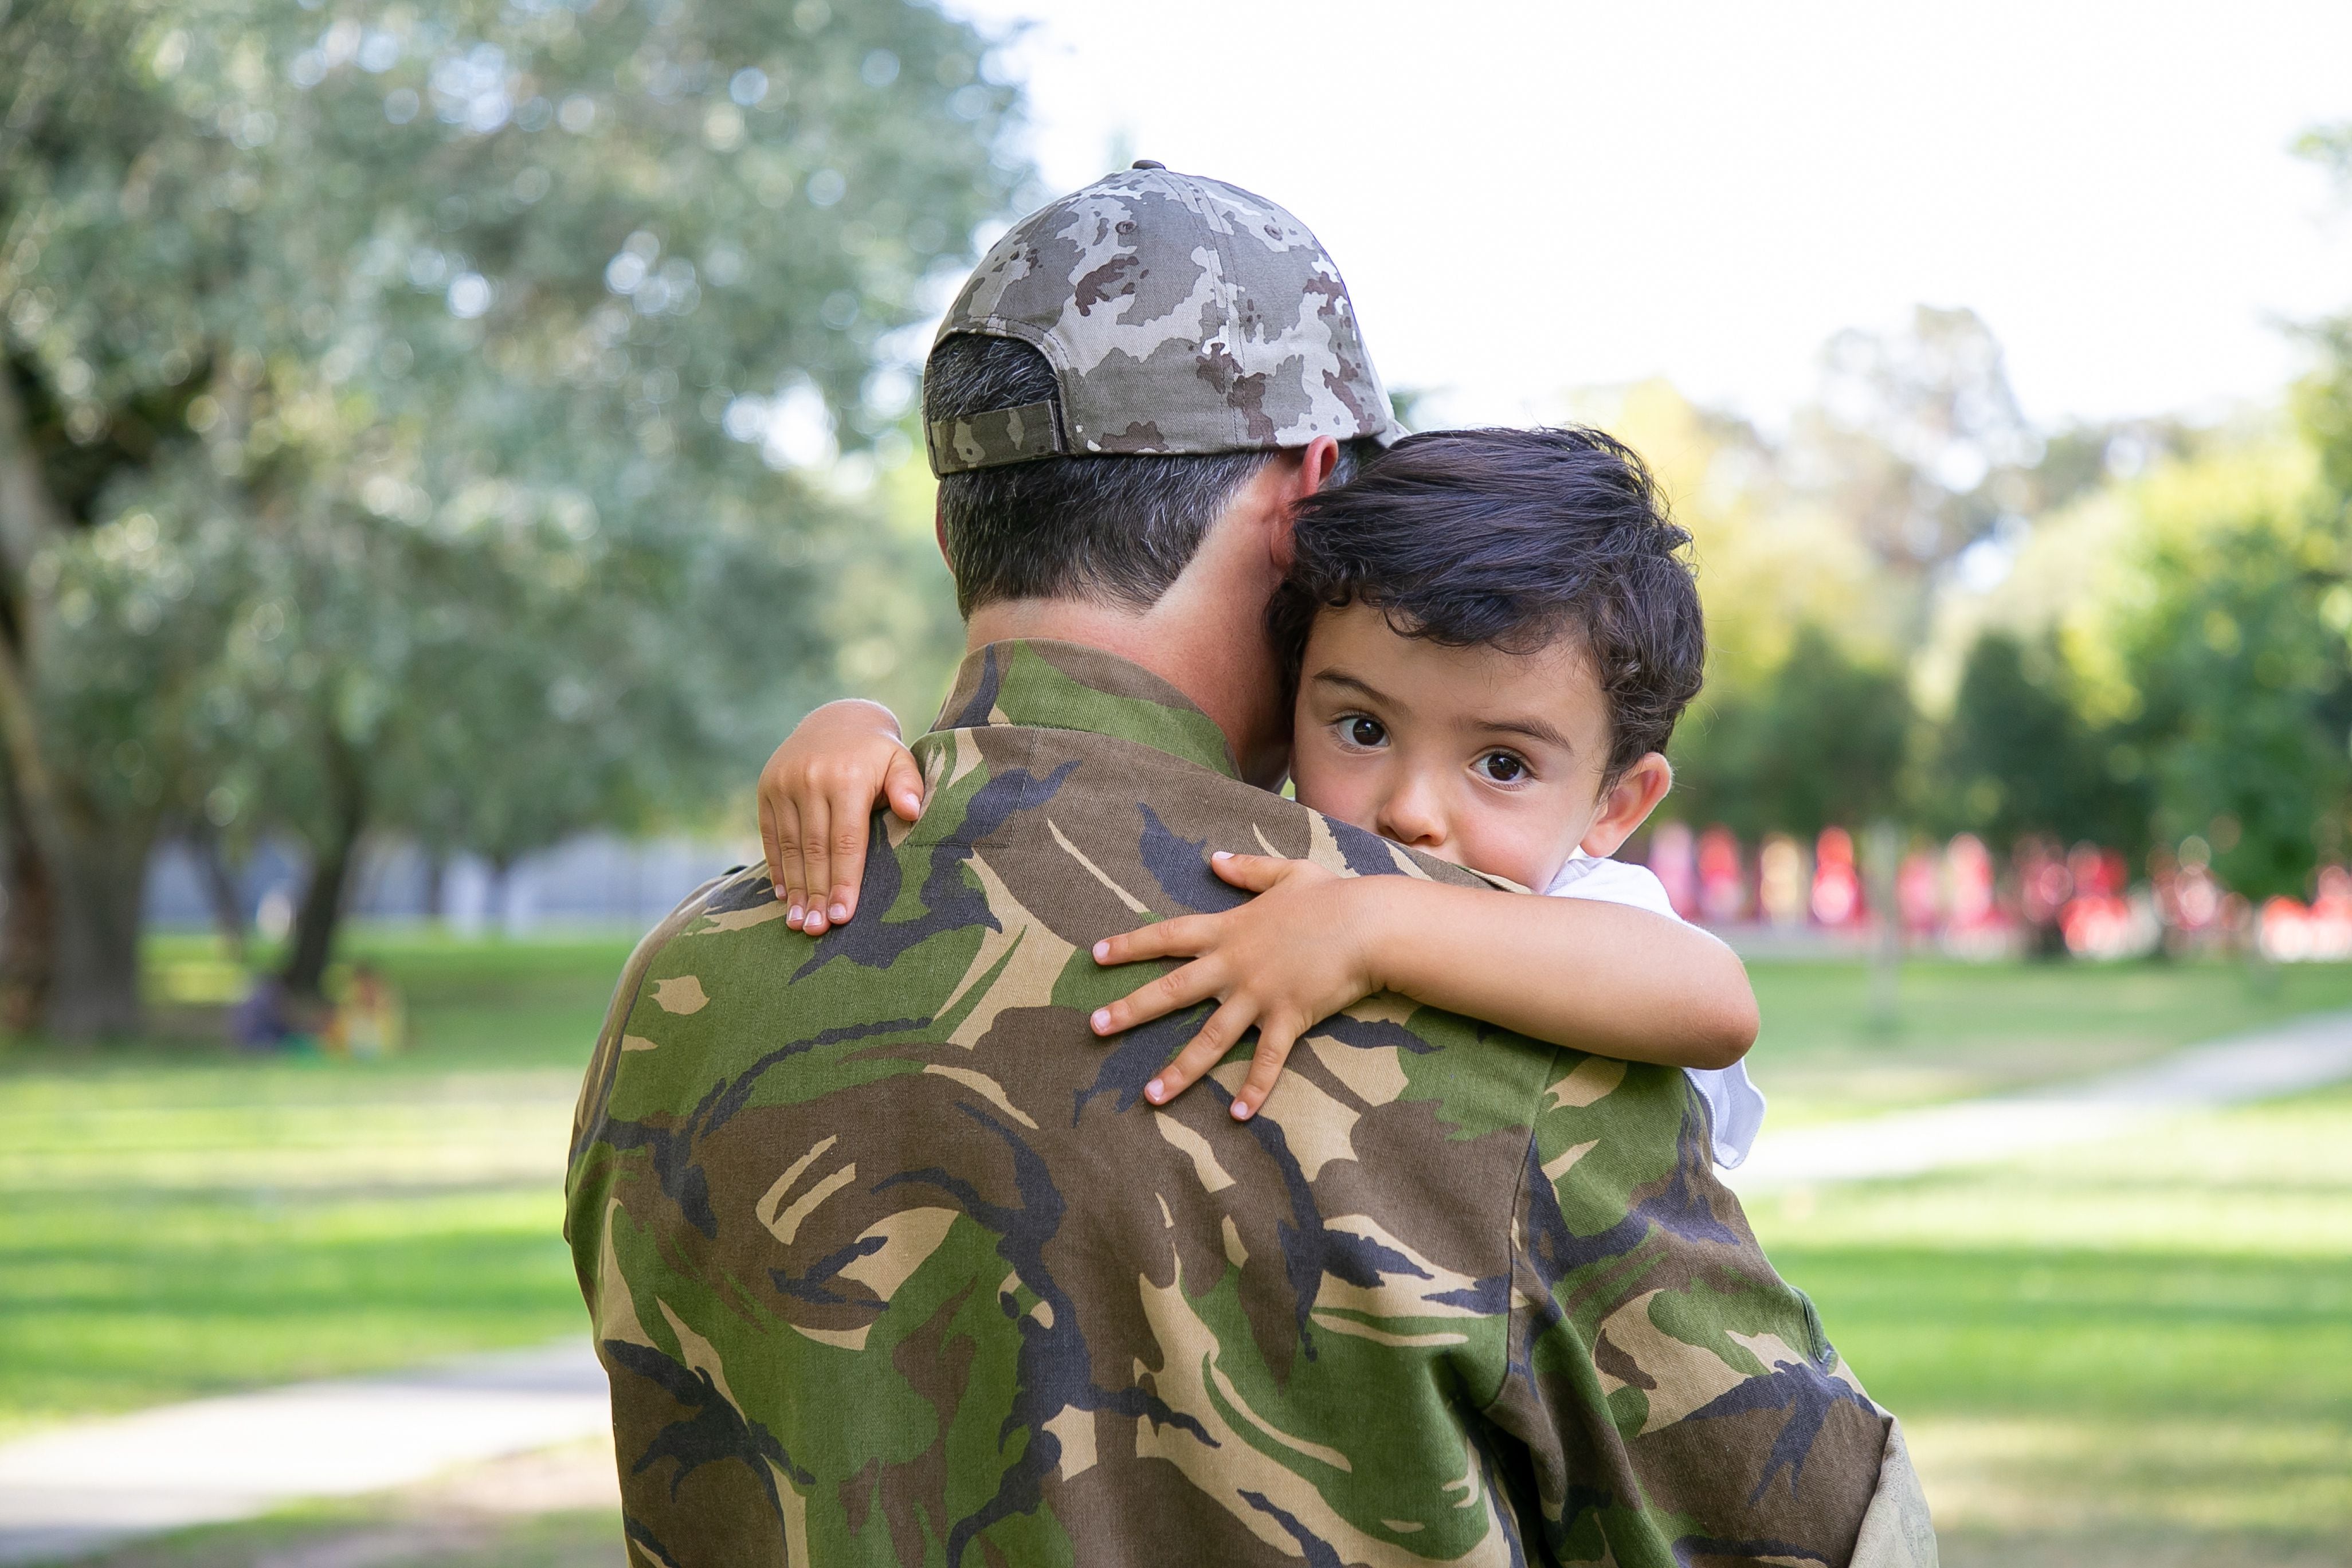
left=759, top=426, right=1767, bottom=1165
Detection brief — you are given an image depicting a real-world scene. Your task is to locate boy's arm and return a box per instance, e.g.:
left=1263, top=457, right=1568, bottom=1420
left=757, top=699, right=926, bottom=934
left=1366, top=878, right=1757, bottom=1067
left=1092, top=853, right=1757, bottom=1119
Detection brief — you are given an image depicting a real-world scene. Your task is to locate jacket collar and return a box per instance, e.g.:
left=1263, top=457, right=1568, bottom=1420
left=930, top=640, right=1241, bottom=780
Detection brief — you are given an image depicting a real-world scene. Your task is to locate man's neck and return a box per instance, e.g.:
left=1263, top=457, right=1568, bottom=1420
left=963, top=599, right=1287, bottom=786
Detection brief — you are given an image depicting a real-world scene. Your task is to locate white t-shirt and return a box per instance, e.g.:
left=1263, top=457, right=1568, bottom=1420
left=1544, top=853, right=1766, bottom=1169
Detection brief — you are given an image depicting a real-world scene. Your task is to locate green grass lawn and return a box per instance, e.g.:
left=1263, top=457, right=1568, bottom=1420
left=2, top=937, right=2347, bottom=1567
left=1747, top=955, right=2352, bottom=1124
left=0, top=929, right=633, bottom=1438
left=1751, top=1082, right=2352, bottom=1567
left=1742, top=958, right=2352, bottom=1563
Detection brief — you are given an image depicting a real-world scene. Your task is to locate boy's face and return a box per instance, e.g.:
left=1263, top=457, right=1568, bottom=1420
left=1288, top=603, right=1669, bottom=892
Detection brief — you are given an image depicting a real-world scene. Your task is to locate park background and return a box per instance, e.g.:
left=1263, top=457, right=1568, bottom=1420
left=5, top=0, right=2352, bottom=1563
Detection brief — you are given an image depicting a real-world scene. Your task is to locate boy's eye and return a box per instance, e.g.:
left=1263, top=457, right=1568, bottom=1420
left=1477, top=751, right=1528, bottom=783
left=1343, top=716, right=1387, bottom=748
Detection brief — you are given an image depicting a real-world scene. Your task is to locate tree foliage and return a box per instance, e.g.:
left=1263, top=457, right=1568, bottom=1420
left=1670, top=625, right=1914, bottom=842
left=2107, top=444, right=2352, bottom=899
left=1932, top=631, right=2151, bottom=856
left=0, top=0, right=1025, bottom=1026
left=1796, top=305, right=2041, bottom=581
left=1647, top=284, right=2352, bottom=906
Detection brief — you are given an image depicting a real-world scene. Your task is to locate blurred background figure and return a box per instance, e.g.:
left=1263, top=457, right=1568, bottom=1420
left=227, top=973, right=298, bottom=1053
left=1896, top=841, right=1942, bottom=940
left=326, top=962, right=402, bottom=1058
left=1758, top=833, right=1810, bottom=928
left=1810, top=825, right=1864, bottom=928
left=1648, top=820, right=1699, bottom=919
left=1696, top=824, right=1748, bottom=924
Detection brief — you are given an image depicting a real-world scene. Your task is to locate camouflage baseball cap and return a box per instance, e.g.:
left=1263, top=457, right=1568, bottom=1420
left=926, top=163, right=1402, bottom=476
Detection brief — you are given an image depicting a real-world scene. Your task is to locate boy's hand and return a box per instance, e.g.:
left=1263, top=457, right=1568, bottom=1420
left=758, top=699, right=925, bottom=935
left=1088, top=852, right=1387, bottom=1122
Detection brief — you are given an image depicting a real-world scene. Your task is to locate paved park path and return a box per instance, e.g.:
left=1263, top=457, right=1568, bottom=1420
left=1723, top=1004, right=2352, bottom=1192
left=0, top=1342, right=610, bottom=1565
left=5, top=1006, right=2351, bottom=1564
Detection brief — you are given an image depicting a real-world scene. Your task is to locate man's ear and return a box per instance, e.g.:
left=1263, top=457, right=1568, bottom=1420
left=934, top=495, right=950, bottom=567
left=1579, top=752, right=1674, bottom=858
left=1267, top=436, right=1338, bottom=574
left=1293, top=434, right=1339, bottom=497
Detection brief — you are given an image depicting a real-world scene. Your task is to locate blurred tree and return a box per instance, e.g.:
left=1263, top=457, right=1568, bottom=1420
left=2300, top=122, right=2352, bottom=507
left=2100, top=438, right=2350, bottom=901
left=2033, top=121, right=2352, bottom=904
left=1609, top=381, right=1895, bottom=689
left=1932, top=630, right=2150, bottom=856
left=0, top=0, right=1025, bottom=1026
left=1794, top=305, right=2042, bottom=585
left=1670, top=625, right=1913, bottom=842
left=2028, top=418, right=2192, bottom=513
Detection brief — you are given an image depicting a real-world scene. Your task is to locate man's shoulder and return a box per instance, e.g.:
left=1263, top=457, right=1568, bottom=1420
left=907, top=717, right=1503, bottom=899
left=565, top=864, right=758, bottom=1166
left=570, top=720, right=1546, bottom=1193
left=576, top=721, right=1518, bottom=1150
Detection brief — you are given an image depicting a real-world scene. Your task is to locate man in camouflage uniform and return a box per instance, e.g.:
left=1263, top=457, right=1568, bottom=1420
left=566, top=166, right=1937, bottom=1567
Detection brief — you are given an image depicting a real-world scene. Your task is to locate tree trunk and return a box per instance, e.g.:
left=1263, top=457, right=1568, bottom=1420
left=281, top=737, right=367, bottom=999
left=0, top=625, right=134, bottom=1037
left=0, top=806, right=53, bottom=1033
left=0, top=357, right=66, bottom=1032
left=44, top=820, right=154, bottom=1039
left=188, top=823, right=249, bottom=961
left=1864, top=820, right=1902, bottom=1032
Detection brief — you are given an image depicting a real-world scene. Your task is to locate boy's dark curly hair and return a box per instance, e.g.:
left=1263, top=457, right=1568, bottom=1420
left=1269, top=426, right=1706, bottom=785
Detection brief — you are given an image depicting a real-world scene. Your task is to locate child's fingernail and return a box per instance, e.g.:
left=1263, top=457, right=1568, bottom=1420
left=1091, top=1008, right=1112, bottom=1033
left=787, top=904, right=803, bottom=926
left=829, top=903, right=849, bottom=923
left=1211, top=850, right=1232, bottom=861
left=1146, top=1078, right=1166, bottom=1101
left=1231, top=1098, right=1251, bottom=1120
left=1092, top=940, right=1110, bottom=961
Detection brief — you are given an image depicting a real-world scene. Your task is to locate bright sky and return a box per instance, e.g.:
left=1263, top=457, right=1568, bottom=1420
left=939, top=0, right=2352, bottom=434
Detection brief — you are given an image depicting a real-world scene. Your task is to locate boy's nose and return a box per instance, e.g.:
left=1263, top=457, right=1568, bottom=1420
left=1375, top=783, right=1447, bottom=850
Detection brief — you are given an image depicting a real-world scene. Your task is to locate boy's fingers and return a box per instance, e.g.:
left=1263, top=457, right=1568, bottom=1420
left=770, top=800, right=809, bottom=928
left=1148, top=1027, right=1244, bottom=1107
left=759, top=795, right=786, bottom=900
left=1231, top=1021, right=1300, bottom=1121
left=1091, top=914, right=1217, bottom=967
left=797, top=796, right=834, bottom=935
left=824, top=782, right=872, bottom=924
left=1206, top=850, right=1295, bottom=892
left=1142, top=999, right=1252, bottom=1106
left=756, top=749, right=792, bottom=876
left=1092, top=958, right=1221, bottom=1035
left=883, top=748, right=927, bottom=823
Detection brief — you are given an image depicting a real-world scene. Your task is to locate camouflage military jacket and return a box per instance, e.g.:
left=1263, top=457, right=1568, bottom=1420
left=566, top=640, right=1936, bottom=1568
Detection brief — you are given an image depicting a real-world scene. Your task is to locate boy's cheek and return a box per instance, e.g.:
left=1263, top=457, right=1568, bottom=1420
left=1457, top=806, right=1582, bottom=893
left=1286, top=748, right=1359, bottom=826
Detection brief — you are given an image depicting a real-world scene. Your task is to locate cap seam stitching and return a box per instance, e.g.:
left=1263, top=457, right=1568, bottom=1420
left=1189, top=176, right=1251, bottom=452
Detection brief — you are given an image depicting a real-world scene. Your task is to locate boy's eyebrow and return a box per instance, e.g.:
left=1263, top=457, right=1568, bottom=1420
left=1310, top=670, right=1398, bottom=707
left=1476, top=714, right=1578, bottom=752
